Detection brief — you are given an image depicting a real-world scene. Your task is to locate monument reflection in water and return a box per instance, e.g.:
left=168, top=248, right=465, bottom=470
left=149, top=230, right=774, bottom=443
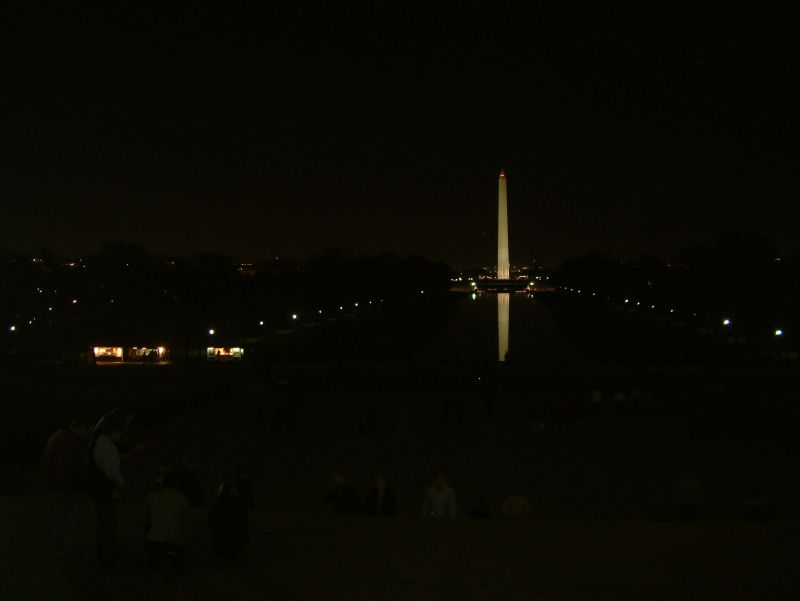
left=498, top=293, right=509, bottom=361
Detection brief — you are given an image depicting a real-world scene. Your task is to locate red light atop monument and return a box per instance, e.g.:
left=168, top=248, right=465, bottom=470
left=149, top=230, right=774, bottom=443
left=499, top=169, right=506, bottom=178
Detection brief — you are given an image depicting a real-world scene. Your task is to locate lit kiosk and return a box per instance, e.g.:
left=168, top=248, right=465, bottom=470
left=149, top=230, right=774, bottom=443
left=206, top=346, right=244, bottom=362
left=128, top=346, right=169, bottom=363
left=93, top=346, right=124, bottom=364
left=93, top=345, right=170, bottom=364
left=475, top=170, right=527, bottom=362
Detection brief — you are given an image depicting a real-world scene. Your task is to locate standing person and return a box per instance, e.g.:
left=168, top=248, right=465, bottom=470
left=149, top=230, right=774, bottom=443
left=174, top=455, right=207, bottom=508
left=208, top=482, right=249, bottom=561
left=87, top=416, right=126, bottom=572
left=231, top=466, right=254, bottom=513
left=323, top=471, right=361, bottom=515
left=142, top=469, right=189, bottom=572
left=362, top=473, right=397, bottom=516
left=423, top=472, right=457, bottom=519
left=40, top=414, right=92, bottom=560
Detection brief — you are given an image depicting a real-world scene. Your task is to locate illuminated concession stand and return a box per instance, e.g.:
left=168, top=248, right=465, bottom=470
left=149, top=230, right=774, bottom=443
left=128, top=346, right=168, bottom=362
left=93, top=346, right=124, bottom=363
left=206, top=346, right=244, bottom=362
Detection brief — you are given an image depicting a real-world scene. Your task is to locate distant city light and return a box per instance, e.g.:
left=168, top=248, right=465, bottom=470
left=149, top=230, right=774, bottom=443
left=775, top=329, right=784, bottom=337
left=9, top=325, right=15, bottom=332
left=420, top=290, right=424, bottom=294
left=48, top=307, right=53, bottom=311
left=259, top=321, right=264, bottom=326
left=292, top=314, right=298, bottom=320
left=354, top=302, right=358, bottom=307
left=669, top=309, right=674, bottom=313
left=339, top=306, right=343, bottom=311
left=71, top=299, right=77, bottom=304
left=722, top=319, right=731, bottom=326
left=624, top=299, right=629, bottom=303
left=471, top=293, right=477, bottom=300
left=318, top=309, right=323, bottom=314
left=208, top=329, right=215, bottom=335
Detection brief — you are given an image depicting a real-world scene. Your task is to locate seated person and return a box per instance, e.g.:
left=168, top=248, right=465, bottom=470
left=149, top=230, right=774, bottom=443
left=142, top=468, right=189, bottom=571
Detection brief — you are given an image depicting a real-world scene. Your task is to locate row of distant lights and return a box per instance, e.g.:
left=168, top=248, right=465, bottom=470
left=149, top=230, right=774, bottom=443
left=561, top=286, right=785, bottom=337
left=7, top=298, right=78, bottom=331
left=10, top=296, right=392, bottom=335
left=10, top=297, right=385, bottom=334
left=722, top=318, right=783, bottom=337
left=206, top=299, right=387, bottom=335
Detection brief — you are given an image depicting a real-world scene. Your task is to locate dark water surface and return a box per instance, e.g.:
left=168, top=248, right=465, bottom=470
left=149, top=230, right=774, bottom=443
left=415, top=293, right=588, bottom=364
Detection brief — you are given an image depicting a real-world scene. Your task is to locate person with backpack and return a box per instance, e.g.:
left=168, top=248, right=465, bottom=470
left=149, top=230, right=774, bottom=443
left=40, top=414, right=92, bottom=560
left=87, top=416, right=127, bottom=572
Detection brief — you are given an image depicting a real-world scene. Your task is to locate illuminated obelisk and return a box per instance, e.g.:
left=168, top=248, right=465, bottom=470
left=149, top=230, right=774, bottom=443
left=497, top=169, right=510, bottom=361
left=497, top=169, right=510, bottom=280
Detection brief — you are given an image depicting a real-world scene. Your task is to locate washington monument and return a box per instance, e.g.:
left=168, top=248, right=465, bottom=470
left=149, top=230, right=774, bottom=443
left=497, top=169, right=509, bottom=279
left=498, top=169, right=510, bottom=361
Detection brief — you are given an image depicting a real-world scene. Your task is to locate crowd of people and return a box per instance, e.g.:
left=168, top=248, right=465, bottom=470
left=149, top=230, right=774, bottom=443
left=39, top=408, right=538, bottom=575
left=42, top=391, right=769, bottom=577
left=39, top=408, right=254, bottom=575
left=323, top=469, right=533, bottom=521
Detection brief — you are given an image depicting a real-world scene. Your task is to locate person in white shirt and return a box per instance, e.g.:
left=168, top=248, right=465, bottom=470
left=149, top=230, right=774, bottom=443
left=142, top=469, right=189, bottom=571
left=423, top=472, right=457, bottom=519
left=90, top=418, right=126, bottom=572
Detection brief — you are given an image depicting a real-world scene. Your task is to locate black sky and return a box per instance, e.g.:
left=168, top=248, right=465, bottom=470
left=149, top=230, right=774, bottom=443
left=3, top=4, right=799, bottom=268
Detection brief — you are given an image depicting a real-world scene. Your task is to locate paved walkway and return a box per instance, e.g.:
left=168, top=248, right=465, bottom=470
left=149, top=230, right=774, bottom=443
left=2, top=493, right=799, bottom=600
left=5, top=388, right=800, bottom=600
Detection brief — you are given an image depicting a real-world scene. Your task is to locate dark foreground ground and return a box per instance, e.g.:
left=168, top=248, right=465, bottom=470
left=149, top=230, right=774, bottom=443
left=2, top=362, right=800, bottom=599
left=4, top=493, right=798, bottom=600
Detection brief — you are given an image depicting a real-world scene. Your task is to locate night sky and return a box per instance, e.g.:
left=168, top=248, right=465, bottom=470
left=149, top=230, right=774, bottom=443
left=4, top=5, right=798, bottom=268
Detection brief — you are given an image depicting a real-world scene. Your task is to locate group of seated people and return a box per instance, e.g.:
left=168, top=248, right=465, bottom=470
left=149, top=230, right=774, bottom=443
left=142, top=465, right=253, bottom=572
left=324, top=471, right=533, bottom=520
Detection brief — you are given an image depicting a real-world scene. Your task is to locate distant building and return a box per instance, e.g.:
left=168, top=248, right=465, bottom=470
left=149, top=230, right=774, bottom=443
left=93, top=345, right=169, bottom=364
left=93, top=346, right=124, bottom=363
left=206, top=346, right=244, bottom=362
